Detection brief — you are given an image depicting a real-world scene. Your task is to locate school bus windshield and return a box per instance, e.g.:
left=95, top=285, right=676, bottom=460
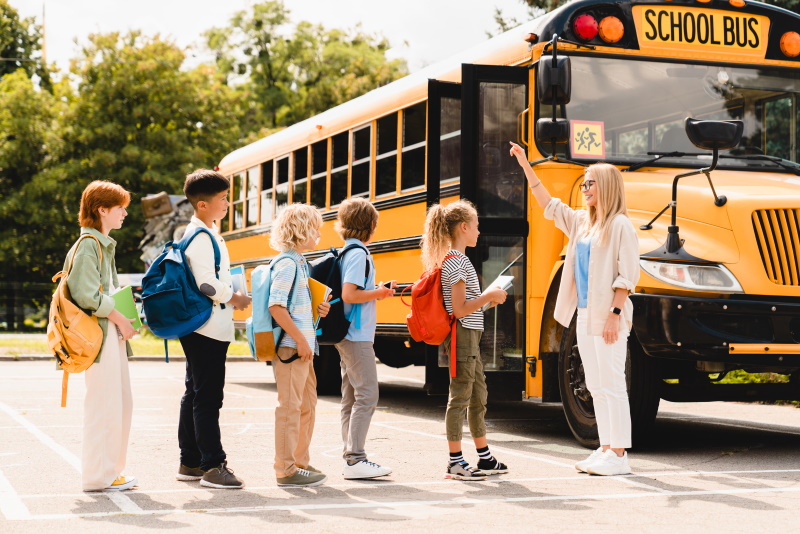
left=559, top=55, right=800, bottom=170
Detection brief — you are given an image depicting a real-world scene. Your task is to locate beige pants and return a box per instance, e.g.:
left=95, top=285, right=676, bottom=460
left=272, top=347, right=317, bottom=478
left=82, top=327, right=132, bottom=491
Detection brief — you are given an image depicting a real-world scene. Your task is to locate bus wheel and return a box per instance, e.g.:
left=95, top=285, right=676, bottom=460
left=314, top=345, right=342, bottom=396
left=558, top=318, right=661, bottom=448
left=558, top=317, right=599, bottom=448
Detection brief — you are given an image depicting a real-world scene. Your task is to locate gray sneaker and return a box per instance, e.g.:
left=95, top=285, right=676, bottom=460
left=277, top=468, right=327, bottom=487
left=176, top=464, right=205, bottom=481
left=200, top=461, right=244, bottom=489
left=445, top=462, right=487, bottom=481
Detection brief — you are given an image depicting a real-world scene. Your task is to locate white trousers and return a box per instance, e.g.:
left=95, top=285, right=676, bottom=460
left=81, top=326, right=133, bottom=490
left=576, top=309, right=632, bottom=449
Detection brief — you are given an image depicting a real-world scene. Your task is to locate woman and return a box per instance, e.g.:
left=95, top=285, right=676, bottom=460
left=66, top=180, right=139, bottom=491
left=510, top=142, right=640, bottom=476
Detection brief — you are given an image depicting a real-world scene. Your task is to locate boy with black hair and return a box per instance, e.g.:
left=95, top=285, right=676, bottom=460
left=176, top=169, right=251, bottom=489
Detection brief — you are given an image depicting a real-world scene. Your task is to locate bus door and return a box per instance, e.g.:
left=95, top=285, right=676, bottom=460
left=461, top=64, right=529, bottom=398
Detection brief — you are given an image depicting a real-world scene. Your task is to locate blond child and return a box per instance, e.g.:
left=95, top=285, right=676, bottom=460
left=334, top=198, right=394, bottom=479
left=421, top=199, right=508, bottom=480
left=268, top=203, right=331, bottom=487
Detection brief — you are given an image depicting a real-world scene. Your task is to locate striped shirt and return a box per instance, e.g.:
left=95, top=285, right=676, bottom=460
left=267, top=249, right=318, bottom=354
left=441, top=250, right=484, bottom=331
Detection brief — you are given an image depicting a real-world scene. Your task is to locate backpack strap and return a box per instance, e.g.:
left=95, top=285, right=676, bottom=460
left=178, top=227, right=221, bottom=278
left=440, top=253, right=460, bottom=378
left=67, top=234, right=104, bottom=292
left=338, top=244, right=371, bottom=330
left=269, top=254, right=302, bottom=364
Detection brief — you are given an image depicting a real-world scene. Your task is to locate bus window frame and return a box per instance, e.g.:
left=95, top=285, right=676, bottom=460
left=246, top=165, right=260, bottom=227
left=400, top=101, right=428, bottom=193
left=260, top=159, right=275, bottom=225
left=275, top=154, right=290, bottom=218
left=292, top=146, right=310, bottom=205
left=374, top=112, right=400, bottom=199
left=231, top=170, right=246, bottom=231
left=330, top=131, right=350, bottom=208
left=350, top=123, right=372, bottom=200
left=310, top=139, right=330, bottom=210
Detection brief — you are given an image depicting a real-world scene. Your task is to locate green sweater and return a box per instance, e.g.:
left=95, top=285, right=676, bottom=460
left=63, top=227, right=133, bottom=361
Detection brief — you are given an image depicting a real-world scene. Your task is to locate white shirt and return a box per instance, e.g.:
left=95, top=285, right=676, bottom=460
left=182, top=216, right=234, bottom=342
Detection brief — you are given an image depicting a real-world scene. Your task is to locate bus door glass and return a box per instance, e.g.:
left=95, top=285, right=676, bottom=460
left=461, top=64, right=528, bottom=374
left=427, top=80, right=462, bottom=205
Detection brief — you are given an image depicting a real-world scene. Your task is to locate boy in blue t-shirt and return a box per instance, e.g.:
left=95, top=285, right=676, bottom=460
left=334, top=198, right=394, bottom=480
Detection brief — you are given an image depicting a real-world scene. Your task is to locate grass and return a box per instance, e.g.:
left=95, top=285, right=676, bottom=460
left=0, top=331, right=251, bottom=356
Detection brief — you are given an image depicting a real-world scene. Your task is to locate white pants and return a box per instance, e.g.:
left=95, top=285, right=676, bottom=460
left=82, top=326, right=132, bottom=490
left=576, top=309, right=631, bottom=449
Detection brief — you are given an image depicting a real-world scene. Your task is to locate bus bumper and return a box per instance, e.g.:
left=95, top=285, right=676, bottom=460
left=631, top=294, right=800, bottom=367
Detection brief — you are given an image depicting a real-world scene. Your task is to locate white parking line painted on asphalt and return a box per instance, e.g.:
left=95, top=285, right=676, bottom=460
left=0, top=469, right=32, bottom=521
left=379, top=374, right=426, bottom=384
left=22, top=484, right=800, bottom=521
left=17, top=468, right=800, bottom=499
left=373, top=422, right=575, bottom=468
left=0, top=401, right=143, bottom=515
left=659, top=414, right=800, bottom=436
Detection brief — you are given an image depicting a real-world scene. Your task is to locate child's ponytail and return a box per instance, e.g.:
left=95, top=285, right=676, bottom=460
left=420, top=200, right=477, bottom=271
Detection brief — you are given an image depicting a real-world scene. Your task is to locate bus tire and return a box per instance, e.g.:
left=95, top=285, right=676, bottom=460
left=314, top=345, right=342, bottom=396
left=558, top=316, right=661, bottom=448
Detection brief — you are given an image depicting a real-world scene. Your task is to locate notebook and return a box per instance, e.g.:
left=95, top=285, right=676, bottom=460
left=481, top=275, right=514, bottom=311
left=308, top=277, right=332, bottom=327
left=112, top=285, right=143, bottom=330
left=230, top=265, right=248, bottom=296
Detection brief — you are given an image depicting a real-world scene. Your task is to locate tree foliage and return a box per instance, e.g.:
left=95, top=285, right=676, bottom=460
left=0, top=0, right=49, bottom=87
left=205, top=0, right=407, bottom=139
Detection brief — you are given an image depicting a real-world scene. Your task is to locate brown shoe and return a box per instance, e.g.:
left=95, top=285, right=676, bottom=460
left=200, top=461, right=244, bottom=489
left=176, top=464, right=205, bottom=481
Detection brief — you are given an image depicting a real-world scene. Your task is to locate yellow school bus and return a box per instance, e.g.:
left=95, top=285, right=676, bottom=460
left=218, top=0, right=800, bottom=445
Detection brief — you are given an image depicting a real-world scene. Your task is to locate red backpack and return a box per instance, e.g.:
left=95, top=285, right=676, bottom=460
left=402, top=254, right=459, bottom=376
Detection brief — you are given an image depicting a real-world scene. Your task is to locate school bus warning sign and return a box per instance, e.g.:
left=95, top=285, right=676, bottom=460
left=570, top=121, right=606, bottom=159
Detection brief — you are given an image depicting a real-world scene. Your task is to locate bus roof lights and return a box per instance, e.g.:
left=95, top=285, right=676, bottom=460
left=525, top=33, right=539, bottom=44
left=573, top=14, right=598, bottom=41
left=780, top=32, right=800, bottom=58
left=598, top=16, right=624, bottom=43
left=729, top=0, right=746, bottom=6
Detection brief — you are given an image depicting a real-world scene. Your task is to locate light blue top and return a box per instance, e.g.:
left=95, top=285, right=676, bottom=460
left=341, top=238, right=376, bottom=342
left=575, top=234, right=593, bottom=309
left=267, top=249, right=318, bottom=354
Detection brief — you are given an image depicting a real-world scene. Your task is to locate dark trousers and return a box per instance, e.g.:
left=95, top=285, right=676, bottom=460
left=178, top=332, right=229, bottom=471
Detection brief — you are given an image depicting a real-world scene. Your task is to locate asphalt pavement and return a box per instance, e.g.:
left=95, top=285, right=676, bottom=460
left=1, top=358, right=799, bottom=534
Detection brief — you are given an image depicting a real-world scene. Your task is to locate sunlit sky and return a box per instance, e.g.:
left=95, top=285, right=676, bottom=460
left=12, top=0, right=534, bottom=74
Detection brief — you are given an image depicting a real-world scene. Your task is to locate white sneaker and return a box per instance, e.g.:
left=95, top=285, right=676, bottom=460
left=342, top=460, right=392, bottom=480
left=574, top=447, right=604, bottom=473
left=585, top=450, right=631, bottom=476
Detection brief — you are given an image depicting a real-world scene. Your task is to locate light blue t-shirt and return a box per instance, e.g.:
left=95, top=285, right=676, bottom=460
left=340, top=238, right=376, bottom=341
left=575, top=235, right=593, bottom=309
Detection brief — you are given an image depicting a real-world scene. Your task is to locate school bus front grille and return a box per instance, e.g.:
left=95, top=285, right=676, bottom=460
left=752, top=209, right=800, bottom=286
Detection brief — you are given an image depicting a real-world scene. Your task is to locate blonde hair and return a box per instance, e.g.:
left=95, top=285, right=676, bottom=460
left=335, top=197, right=379, bottom=242
left=269, top=203, right=323, bottom=252
left=420, top=199, right=477, bottom=271
left=584, top=163, right=628, bottom=244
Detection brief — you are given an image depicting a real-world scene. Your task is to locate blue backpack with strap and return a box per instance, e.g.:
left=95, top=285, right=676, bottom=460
left=246, top=254, right=302, bottom=363
left=141, top=228, right=222, bottom=353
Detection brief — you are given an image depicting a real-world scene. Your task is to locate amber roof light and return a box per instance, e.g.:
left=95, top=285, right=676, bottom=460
left=599, top=16, right=624, bottom=43
left=781, top=32, right=800, bottom=58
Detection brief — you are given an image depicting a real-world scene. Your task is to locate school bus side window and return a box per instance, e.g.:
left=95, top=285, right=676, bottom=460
left=260, top=161, right=274, bottom=224
left=402, top=101, right=426, bottom=191
left=330, top=131, right=349, bottom=207
left=246, top=166, right=259, bottom=227
left=276, top=155, right=290, bottom=217
left=232, top=172, right=245, bottom=230
left=293, top=147, right=309, bottom=204
left=375, top=113, right=398, bottom=197
left=310, top=140, right=328, bottom=209
left=351, top=125, right=371, bottom=198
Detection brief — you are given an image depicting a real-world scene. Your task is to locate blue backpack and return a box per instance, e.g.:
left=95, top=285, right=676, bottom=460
left=141, top=228, right=221, bottom=356
left=246, top=254, right=302, bottom=363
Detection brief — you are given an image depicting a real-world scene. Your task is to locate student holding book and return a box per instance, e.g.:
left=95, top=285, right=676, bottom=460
left=65, top=180, right=139, bottom=492
left=267, top=204, right=331, bottom=487
left=510, top=142, right=640, bottom=476
left=420, top=199, right=509, bottom=481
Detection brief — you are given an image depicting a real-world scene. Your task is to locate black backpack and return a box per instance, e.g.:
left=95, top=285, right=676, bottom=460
left=309, top=243, right=370, bottom=345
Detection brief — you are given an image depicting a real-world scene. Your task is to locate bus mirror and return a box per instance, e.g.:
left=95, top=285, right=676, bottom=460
left=537, top=56, right=571, bottom=105
left=684, top=118, right=744, bottom=151
left=536, top=118, right=570, bottom=144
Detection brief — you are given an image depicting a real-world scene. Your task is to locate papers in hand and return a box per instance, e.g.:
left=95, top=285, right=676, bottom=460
left=481, top=275, right=514, bottom=311
left=230, top=265, right=248, bottom=296
left=308, top=277, right=332, bottom=327
left=111, top=285, right=143, bottom=330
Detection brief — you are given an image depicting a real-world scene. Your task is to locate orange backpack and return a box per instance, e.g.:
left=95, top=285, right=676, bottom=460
left=402, top=254, right=459, bottom=376
left=47, top=235, right=105, bottom=407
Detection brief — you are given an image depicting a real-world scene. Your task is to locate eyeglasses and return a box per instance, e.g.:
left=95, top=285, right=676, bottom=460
left=579, top=179, right=596, bottom=192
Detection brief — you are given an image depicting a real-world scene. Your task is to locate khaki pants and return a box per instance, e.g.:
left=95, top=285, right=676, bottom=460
left=272, top=347, right=317, bottom=478
left=443, top=324, right=487, bottom=442
left=82, top=328, right=132, bottom=491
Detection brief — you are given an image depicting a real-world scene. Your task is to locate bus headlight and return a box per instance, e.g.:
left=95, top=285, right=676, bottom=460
left=640, top=260, right=743, bottom=293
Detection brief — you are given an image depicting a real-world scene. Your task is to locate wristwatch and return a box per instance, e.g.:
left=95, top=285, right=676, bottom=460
left=609, top=307, right=622, bottom=315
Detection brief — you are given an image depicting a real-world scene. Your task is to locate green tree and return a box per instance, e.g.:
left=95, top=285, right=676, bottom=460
left=0, top=0, right=50, bottom=87
left=0, top=32, right=242, bottom=297
left=205, top=0, right=406, bottom=138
